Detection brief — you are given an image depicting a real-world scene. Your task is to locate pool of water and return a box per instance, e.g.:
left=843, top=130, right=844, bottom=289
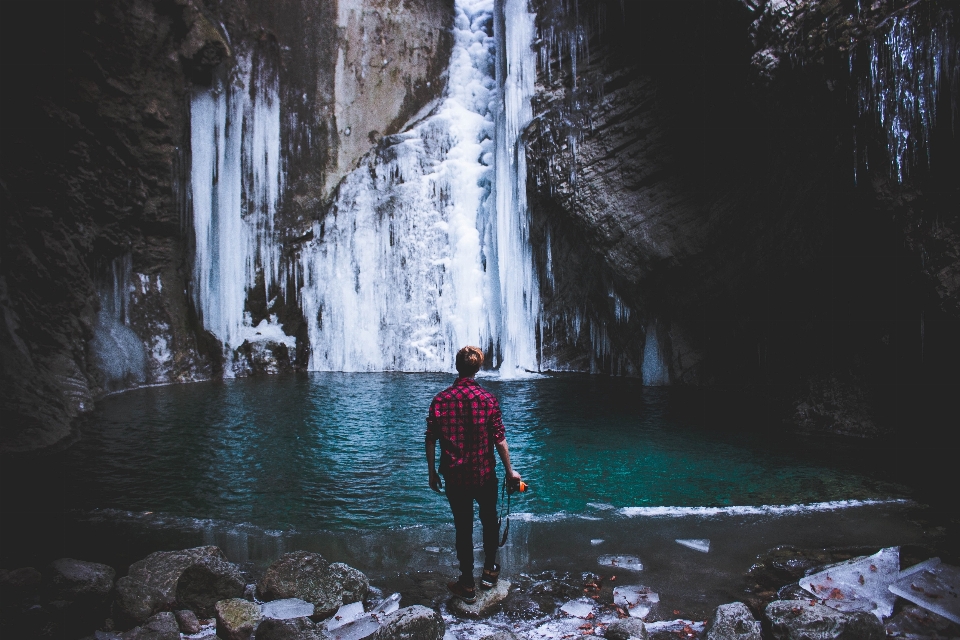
left=2, top=372, right=909, bottom=533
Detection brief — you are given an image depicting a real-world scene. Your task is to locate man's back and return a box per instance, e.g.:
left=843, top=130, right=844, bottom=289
left=426, top=377, right=504, bottom=486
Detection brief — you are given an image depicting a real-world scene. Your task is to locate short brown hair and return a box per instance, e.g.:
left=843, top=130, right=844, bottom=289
left=455, top=346, right=484, bottom=376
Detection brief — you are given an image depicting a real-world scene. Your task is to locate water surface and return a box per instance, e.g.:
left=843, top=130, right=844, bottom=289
left=8, top=373, right=909, bottom=532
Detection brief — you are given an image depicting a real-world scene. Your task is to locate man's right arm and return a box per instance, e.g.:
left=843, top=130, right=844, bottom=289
left=495, top=439, right=520, bottom=483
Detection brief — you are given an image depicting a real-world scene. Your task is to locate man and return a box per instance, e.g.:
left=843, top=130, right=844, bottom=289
left=425, top=346, right=522, bottom=603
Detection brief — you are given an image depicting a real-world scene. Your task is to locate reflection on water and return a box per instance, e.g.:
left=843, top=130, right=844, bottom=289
left=1, top=372, right=910, bottom=535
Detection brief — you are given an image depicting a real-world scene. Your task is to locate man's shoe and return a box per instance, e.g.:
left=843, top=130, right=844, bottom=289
left=447, top=580, right=477, bottom=603
left=480, top=563, right=500, bottom=590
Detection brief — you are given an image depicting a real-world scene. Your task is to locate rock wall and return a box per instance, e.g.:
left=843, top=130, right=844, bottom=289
left=0, top=0, right=454, bottom=452
left=525, top=0, right=959, bottom=435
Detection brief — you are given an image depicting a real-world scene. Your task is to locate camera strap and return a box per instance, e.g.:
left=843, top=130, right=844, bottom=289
left=498, top=477, right=512, bottom=547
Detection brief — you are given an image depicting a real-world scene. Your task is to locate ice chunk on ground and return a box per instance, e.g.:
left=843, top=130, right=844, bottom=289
left=425, top=546, right=441, bottom=553
left=598, top=555, right=643, bottom=571
left=675, top=538, right=710, bottom=553
left=261, top=597, right=315, bottom=620
left=327, top=602, right=366, bottom=630
left=371, top=593, right=401, bottom=616
left=326, top=614, right=381, bottom=640
left=644, top=619, right=705, bottom=635
left=889, top=557, right=960, bottom=624
left=560, top=598, right=596, bottom=618
left=530, top=617, right=591, bottom=640
left=591, top=539, right=604, bottom=546
left=613, top=585, right=659, bottom=619
left=799, top=545, right=899, bottom=620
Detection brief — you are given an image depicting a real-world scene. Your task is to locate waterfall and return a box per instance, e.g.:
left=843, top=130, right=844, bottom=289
left=299, top=0, right=542, bottom=374
left=190, top=51, right=286, bottom=360
left=641, top=321, right=669, bottom=386
left=494, top=0, right=541, bottom=375
left=90, top=255, right=147, bottom=389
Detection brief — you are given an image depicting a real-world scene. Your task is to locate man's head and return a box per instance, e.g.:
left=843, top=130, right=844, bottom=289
left=455, top=346, right=484, bottom=377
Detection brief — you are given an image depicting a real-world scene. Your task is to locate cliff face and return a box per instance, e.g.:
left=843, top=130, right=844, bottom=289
left=0, top=0, right=454, bottom=452
left=526, top=0, right=959, bottom=435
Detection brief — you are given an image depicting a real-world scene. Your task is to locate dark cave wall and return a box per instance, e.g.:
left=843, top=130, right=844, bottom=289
left=0, top=0, right=455, bottom=452
left=526, top=0, right=960, bottom=436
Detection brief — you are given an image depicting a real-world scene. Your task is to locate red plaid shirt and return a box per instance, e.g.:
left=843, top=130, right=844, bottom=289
left=425, top=377, right=505, bottom=487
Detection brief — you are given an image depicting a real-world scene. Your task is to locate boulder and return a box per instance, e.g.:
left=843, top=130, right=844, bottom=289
left=371, top=605, right=444, bottom=640
left=256, top=616, right=325, bottom=640
left=174, top=609, right=201, bottom=634
left=49, top=558, right=116, bottom=601
left=448, top=580, right=511, bottom=618
left=117, top=546, right=226, bottom=623
left=216, top=597, right=263, bottom=640
left=258, top=552, right=369, bottom=617
left=704, top=603, right=761, bottom=640
left=765, top=600, right=884, bottom=640
left=119, top=611, right=180, bottom=640
left=0, top=566, right=42, bottom=598
left=175, top=555, right=246, bottom=617
left=115, top=546, right=225, bottom=623
left=603, top=617, right=649, bottom=640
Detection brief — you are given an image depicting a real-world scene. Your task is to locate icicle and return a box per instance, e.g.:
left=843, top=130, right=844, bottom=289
left=641, top=321, right=669, bottom=386
left=190, top=51, right=287, bottom=365
left=91, top=255, right=147, bottom=388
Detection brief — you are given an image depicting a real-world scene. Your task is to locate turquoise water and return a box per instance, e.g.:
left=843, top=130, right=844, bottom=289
left=19, top=373, right=908, bottom=531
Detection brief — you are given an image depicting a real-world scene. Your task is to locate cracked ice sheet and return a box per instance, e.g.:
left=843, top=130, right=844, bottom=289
left=598, top=555, right=643, bottom=571
left=799, top=546, right=899, bottom=620
left=889, top=558, right=960, bottom=624
left=613, top=585, right=659, bottom=619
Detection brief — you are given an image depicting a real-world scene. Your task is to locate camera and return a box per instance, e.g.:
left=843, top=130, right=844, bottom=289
left=507, top=477, right=527, bottom=494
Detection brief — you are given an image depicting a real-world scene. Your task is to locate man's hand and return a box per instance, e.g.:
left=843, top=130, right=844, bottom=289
left=506, top=470, right=521, bottom=484
left=429, top=470, right=443, bottom=493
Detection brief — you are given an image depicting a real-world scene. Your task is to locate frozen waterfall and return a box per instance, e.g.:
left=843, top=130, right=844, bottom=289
left=91, top=255, right=147, bottom=389
left=190, top=52, right=285, bottom=358
left=299, top=0, right=542, bottom=374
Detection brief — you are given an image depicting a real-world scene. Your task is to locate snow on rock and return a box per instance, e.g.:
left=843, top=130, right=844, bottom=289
left=798, top=546, right=899, bottom=620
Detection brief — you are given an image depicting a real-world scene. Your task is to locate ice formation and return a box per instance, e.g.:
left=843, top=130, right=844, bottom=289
left=90, top=255, right=147, bottom=388
left=799, top=546, right=900, bottom=620
left=370, top=593, right=402, bottom=617
left=675, top=539, right=710, bottom=553
left=597, top=555, right=643, bottom=571
left=613, top=585, right=659, bottom=619
left=889, top=557, right=960, bottom=624
left=641, top=322, right=669, bottom=386
left=260, top=598, right=315, bottom=620
left=559, top=598, right=595, bottom=618
left=190, top=50, right=286, bottom=359
left=299, top=0, right=541, bottom=374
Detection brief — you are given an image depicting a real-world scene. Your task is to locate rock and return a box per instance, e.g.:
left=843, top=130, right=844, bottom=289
left=371, top=605, right=444, bottom=640
left=115, top=546, right=225, bottom=623
left=175, top=554, right=246, bottom=617
left=261, top=597, right=315, bottom=620
left=765, top=600, right=884, bottom=640
left=258, top=551, right=369, bottom=617
left=256, top=616, right=324, bottom=640
left=49, top=558, right=116, bottom=601
left=479, top=632, right=518, bottom=640
left=216, top=597, right=263, bottom=640
left=174, top=609, right=201, bottom=634
left=120, top=611, right=180, bottom=640
left=703, top=603, right=761, bottom=640
left=448, top=580, right=511, bottom=618
left=0, top=566, right=42, bottom=598
left=604, top=617, right=649, bottom=640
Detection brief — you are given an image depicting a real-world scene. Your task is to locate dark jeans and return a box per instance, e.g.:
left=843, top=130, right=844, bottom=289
left=445, top=478, right=499, bottom=586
